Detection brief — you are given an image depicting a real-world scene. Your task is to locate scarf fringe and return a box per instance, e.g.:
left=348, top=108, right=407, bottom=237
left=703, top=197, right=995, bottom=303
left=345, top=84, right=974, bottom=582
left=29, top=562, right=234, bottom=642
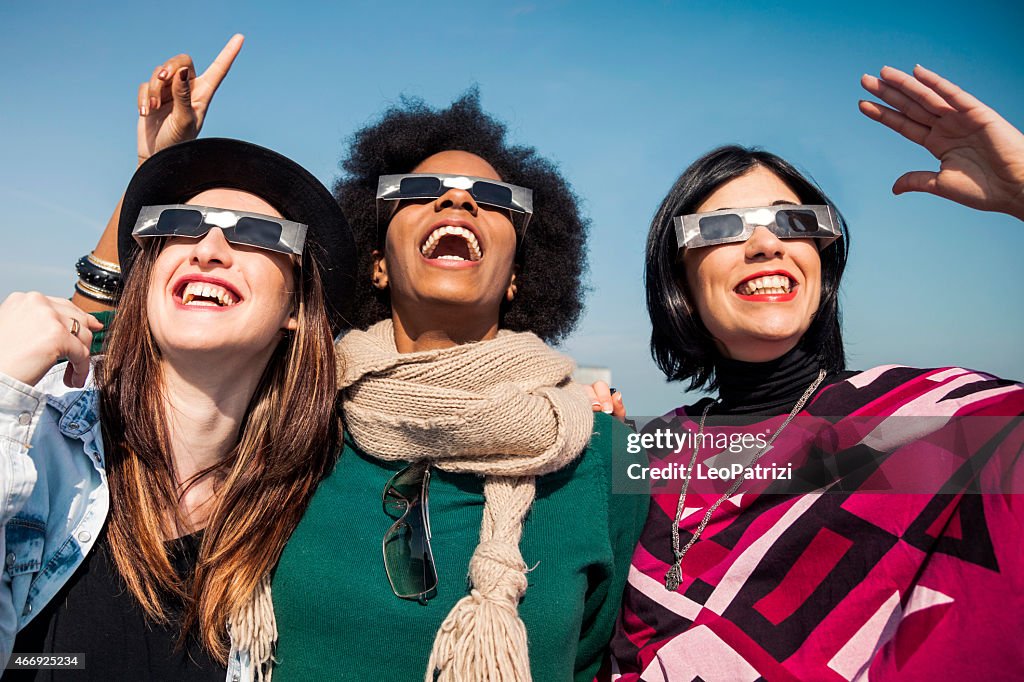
left=427, top=590, right=532, bottom=682
left=228, top=575, right=277, bottom=682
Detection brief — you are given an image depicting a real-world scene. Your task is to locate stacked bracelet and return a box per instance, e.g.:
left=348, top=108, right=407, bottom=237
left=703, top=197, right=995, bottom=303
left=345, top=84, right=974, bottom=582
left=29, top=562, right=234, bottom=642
left=75, top=279, right=118, bottom=303
left=75, top=252, right=122, bottom=302
left=86, top=252, right=120, bottom=272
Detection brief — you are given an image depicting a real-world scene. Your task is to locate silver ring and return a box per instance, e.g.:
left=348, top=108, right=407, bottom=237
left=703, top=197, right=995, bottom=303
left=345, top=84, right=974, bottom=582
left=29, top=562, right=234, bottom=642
left=69, top=318, right=81, bottom=337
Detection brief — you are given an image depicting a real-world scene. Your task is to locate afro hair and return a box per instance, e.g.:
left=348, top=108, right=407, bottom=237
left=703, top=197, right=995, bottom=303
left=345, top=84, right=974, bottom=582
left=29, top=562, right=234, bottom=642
left=334, top=88, right=589, bottom=344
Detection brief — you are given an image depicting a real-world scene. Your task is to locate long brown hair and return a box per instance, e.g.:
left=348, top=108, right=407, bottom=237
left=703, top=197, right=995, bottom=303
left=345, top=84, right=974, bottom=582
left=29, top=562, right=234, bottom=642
left=98, top=240, right=339, bottom=661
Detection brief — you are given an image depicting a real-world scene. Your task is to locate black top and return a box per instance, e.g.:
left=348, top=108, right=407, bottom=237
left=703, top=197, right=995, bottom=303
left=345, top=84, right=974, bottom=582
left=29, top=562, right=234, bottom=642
left=8, top=528, right=225, bottom=682
left=691, top=344, right=856, bottom=417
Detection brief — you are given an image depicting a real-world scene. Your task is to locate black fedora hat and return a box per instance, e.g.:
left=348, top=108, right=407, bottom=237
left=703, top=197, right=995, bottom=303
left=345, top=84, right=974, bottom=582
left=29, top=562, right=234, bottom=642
left=118, top=138, right=356, bottom=334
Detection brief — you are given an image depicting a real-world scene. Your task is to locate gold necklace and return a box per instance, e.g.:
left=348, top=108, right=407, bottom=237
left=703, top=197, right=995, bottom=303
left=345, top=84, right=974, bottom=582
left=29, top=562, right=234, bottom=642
left=664, top=368, right=826, bottom=591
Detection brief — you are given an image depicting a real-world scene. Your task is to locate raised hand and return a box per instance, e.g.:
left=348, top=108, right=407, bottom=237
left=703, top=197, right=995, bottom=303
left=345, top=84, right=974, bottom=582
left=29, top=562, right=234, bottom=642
left=0, top=293, right=104, bottom=388
left=137, top=34, right=244, bottom=164
left=860, top=65, right=1024, bottom=221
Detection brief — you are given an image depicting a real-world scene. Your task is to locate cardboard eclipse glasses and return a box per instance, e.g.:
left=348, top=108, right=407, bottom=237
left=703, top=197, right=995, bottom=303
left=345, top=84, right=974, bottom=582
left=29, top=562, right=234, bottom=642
left=675, top=204, right=841, bottom=251
left=376, top=173, right=534, bottom=234
left=132, top=204, right=308, bottom=256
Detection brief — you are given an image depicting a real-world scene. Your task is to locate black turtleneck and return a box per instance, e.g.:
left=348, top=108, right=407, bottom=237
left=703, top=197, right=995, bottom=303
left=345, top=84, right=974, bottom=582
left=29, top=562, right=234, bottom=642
left=693, top=344, right=855, bottom=417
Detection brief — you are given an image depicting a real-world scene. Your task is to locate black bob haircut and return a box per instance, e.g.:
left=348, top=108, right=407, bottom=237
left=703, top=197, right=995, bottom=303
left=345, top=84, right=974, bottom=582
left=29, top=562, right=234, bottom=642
left=646, top=145, right=850, bottom=391
left=334, top=89, right=589, bottom=344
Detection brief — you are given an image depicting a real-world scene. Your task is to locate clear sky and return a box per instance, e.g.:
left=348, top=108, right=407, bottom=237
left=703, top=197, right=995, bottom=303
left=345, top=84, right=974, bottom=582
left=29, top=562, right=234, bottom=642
left=2, top=0, right=1022, bottom=414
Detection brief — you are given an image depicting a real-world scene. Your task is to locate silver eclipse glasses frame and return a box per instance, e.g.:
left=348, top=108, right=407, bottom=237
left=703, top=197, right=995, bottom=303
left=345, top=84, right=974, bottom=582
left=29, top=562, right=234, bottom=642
left=375, top=173, right=534, bottom=235
left=674, top=204, right=842, bottom=251
left=132, top=204, right=308, bottom=256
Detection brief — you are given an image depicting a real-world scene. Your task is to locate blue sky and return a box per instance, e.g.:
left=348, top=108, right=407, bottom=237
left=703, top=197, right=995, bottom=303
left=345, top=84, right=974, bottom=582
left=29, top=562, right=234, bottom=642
left=2, top=0, right=1022, bottom=414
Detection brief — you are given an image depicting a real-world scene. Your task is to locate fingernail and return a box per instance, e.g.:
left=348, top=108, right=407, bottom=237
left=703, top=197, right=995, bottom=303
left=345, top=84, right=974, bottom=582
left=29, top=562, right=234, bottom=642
left=158, top=69, right=167, bottom=79
left=150, top=96, right=157, bottom=110
left=603, top=404, right=614, bottom=414
left=591, top=402, right=603, bottom=409
left=614, top=392, right=623, bottom=402
left=140, top=104, right=147, bottom=116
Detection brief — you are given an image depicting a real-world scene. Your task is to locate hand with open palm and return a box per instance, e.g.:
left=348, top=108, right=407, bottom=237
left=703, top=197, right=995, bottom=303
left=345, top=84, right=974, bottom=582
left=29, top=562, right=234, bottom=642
left=860, top=65, right=1024, bottom=221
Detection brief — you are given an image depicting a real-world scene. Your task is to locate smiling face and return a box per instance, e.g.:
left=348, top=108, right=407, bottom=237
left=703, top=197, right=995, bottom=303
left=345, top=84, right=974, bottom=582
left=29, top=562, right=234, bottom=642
left=146, top=188, right=298, bottom=363
left=682, top=165, right=822, bottom=362
left=373, top=150, right=518, bottom=322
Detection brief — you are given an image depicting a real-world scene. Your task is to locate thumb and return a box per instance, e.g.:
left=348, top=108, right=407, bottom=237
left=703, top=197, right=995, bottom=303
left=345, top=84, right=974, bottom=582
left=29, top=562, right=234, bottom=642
left=892, top=170, right=939, bottom=196
left=170, top=66, right=198, bottom=130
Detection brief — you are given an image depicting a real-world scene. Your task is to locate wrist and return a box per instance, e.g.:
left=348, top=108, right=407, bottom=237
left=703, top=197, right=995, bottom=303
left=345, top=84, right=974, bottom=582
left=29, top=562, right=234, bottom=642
left=75, top=253, right=121, bottom=304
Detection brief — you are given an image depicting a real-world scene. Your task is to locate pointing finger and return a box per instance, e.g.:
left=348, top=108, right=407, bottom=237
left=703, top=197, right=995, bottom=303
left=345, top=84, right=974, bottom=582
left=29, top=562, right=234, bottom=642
left=199, top=34, right=244, bottom=95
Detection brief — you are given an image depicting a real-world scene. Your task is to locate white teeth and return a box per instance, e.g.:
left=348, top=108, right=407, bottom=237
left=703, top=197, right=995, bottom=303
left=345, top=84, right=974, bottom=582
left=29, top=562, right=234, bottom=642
left=419, top=226, right=482, bottom=261
left=181, top=281, right=237, bottom=307
left=738, top=275, right=794, bottom=295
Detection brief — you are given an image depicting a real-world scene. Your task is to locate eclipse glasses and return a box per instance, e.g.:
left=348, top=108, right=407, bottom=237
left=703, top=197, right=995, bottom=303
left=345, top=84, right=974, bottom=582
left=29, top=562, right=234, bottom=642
left=132, top=204, right=308, bottom=256
left=675, top=204, right=841, bottom=251
left=376, top=173, right=534, bottom=234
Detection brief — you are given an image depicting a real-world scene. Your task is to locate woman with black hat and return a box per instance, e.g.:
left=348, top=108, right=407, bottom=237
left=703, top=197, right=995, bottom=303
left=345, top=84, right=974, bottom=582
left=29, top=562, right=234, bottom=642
left=0, top=137, right=355, bottom=681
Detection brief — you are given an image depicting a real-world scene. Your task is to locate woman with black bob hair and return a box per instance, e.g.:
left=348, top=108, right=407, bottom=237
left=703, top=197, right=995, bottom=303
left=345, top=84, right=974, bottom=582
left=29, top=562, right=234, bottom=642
left=606, top=66, right=1024, bottom=681
left=646, top=146, right=849, bottom=393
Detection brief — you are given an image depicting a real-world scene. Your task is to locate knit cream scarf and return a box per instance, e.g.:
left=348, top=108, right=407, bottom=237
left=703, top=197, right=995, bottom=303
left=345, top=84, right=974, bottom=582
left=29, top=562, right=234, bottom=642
left=337, top=319, right=595, bottom=681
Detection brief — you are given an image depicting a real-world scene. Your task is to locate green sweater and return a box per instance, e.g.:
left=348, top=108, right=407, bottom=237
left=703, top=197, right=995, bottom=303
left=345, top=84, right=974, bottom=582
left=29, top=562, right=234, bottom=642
left=88, top=310, right=115, bottom=355
left=271, top=412, right=647, bottom=681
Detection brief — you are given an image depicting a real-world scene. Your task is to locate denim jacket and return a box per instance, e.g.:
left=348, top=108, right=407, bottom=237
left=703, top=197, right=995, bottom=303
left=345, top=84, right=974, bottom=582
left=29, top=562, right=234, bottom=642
left=0, top=365, right=252, bottom=682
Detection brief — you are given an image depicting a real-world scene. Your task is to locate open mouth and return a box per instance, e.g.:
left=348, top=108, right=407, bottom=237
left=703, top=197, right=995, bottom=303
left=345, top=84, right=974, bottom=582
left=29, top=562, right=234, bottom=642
left=420, top=226, right=483, bottom=262
left=735, top=274, right=796, bottom=296
left=175, top=280, right=241, bottom=308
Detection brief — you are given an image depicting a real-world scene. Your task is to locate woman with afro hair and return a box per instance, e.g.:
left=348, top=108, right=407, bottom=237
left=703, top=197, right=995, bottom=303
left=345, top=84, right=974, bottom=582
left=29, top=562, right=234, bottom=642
left=72, top=39, right=648, bottom=682
left=266, top=89, right=648, bottom=682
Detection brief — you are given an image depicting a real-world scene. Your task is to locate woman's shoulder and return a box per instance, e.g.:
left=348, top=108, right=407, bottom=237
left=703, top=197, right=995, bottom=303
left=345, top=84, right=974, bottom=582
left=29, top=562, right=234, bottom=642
left=536, top=413, right=641, bottom=497
left=570, top=412, right=649, bottom=524
left=811, top=364, right=1024, bottom=417
left=576, top=412, right=641, bottom=470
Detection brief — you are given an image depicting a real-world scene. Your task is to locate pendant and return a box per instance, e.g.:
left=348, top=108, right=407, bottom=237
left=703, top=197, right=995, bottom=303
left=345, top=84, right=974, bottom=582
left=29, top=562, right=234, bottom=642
left=664, top=563, right=682, bottom=591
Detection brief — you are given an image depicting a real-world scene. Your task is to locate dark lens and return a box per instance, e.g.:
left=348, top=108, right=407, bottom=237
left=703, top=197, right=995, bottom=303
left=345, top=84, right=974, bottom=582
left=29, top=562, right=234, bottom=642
left=698, top=214, right=744, bottom=240
left=471, top=181, right=514, bottom=209
left=383, top=509, right=436, bottom=598
left=382, top=465, right=436, bottom=599
left=234, top=217, right=284, bottom=249
left=776, top=209, right=819, bottom=233
left=399, top=176, right=443, bottom=197
left=155, top=208, right=204, bottom=236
